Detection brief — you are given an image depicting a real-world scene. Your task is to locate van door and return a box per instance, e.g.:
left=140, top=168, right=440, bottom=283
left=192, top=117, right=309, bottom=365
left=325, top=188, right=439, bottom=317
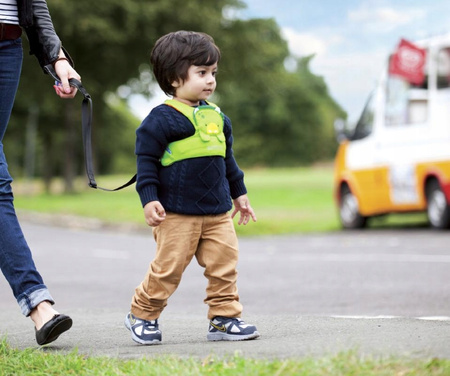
left=376, top=73, right=429, bottom=209
left=345, top=92, right=392, bottom=215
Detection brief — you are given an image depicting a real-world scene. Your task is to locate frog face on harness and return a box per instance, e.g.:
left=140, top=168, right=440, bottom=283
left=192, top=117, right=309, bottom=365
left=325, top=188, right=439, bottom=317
left=194, top=106, right=226, bottom=143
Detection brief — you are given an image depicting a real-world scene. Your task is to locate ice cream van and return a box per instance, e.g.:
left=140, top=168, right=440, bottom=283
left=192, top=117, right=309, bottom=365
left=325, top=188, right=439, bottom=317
left=334, top=34, right=450, bottom=229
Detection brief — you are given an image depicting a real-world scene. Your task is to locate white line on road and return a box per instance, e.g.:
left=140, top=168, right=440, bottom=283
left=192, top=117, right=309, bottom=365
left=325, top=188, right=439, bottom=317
left=92, top=249, right=130, bottom=260
left=416, top=316, right=450, bottom=321
left=331, top=315, right=450, bottom=321
left=291, top=254, right=450, bottom=263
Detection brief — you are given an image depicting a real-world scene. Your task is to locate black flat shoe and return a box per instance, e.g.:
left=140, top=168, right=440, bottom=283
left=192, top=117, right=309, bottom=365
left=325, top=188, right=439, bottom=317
left=35, top=314, right=73, bottom=345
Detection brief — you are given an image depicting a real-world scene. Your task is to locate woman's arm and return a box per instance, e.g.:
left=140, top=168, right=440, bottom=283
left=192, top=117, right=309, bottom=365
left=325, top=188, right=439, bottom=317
left=23, top=0, right=80, bottom=97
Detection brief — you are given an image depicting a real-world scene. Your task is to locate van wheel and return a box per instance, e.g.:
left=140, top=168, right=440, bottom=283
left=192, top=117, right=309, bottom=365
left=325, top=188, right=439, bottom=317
left=339, top=186, right=367, bottom=229
left=426, top=180, right=450, bottom=229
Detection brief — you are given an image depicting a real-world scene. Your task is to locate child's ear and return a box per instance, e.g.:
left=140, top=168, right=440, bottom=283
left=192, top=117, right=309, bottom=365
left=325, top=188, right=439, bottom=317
left=171, top=80, right=180, bottom=88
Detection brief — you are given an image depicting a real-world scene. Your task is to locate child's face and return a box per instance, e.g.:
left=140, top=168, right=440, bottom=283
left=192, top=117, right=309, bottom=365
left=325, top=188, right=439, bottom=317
left=172, top=63, right=218, bottom=106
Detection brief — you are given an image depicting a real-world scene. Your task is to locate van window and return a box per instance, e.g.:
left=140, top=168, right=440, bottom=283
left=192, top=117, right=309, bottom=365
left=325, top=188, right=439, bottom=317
left=350, top=92, right=375, bottom=140
left=437, top=47, right=450, bottom=89
left=385, top=76, right=410, bottom=125
left=385, top=51, right=429, bottom=127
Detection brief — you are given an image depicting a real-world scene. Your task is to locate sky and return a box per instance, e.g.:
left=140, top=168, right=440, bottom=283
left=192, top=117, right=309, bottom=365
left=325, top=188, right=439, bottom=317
left=131, top=1, right=450, bottom=122
left=239, top=0, right=450, bottom=122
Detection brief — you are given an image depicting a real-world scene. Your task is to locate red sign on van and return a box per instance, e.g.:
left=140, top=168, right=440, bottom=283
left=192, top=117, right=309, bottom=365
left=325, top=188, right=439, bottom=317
left=389, top=39, right=426, bottom=85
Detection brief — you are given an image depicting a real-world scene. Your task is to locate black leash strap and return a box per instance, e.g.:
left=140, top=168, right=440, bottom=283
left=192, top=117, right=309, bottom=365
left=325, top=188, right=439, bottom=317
left=45, top=65, right=136, bottom=191
left=70, top=78, right=136, bottom=191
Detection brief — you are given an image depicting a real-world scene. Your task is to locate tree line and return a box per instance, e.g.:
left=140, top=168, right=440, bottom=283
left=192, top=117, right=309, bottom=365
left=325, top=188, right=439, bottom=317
left=7, top=0, right=345, bottom=192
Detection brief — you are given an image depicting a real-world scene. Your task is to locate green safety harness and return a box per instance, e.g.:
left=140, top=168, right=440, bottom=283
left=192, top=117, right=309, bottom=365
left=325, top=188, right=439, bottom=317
left=161, top=99, right=226, bottom=166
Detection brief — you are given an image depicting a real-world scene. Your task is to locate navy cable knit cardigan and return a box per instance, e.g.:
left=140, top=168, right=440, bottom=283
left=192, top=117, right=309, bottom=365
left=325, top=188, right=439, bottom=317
left=135, top=102, right=247, bottom=215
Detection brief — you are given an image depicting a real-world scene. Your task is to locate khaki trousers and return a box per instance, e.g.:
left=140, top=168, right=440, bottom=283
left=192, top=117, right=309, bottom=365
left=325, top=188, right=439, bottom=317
left=131, top=212, right=242, bottom=320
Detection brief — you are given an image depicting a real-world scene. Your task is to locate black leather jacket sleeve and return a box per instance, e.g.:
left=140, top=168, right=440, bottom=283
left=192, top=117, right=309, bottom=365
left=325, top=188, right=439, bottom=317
left=18, top=0, right=73, bottom=71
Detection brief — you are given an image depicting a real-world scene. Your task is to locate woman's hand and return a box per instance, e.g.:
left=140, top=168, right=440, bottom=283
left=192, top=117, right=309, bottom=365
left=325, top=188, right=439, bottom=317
left=53, top=54, right=81, bottom=99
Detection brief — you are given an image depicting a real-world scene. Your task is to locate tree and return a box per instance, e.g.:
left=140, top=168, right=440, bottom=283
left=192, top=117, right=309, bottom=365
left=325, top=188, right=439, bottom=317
left=9, top=0, right=345, bottom=193
left=215, top=18, right=345, bottom=166
left=11, top=0, right=245, bottom=192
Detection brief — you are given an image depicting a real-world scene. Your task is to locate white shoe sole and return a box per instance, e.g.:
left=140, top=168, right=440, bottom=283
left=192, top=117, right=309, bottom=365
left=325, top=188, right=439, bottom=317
left=207, top=331, right=260, bottom=341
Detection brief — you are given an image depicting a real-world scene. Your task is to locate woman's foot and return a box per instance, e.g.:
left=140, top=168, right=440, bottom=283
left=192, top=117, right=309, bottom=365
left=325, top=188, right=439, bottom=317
left=35, top=314, right=72, bottom=345
left=30, top=301, right=58, bottom=330
left=30, top=301, right=72, bottom=345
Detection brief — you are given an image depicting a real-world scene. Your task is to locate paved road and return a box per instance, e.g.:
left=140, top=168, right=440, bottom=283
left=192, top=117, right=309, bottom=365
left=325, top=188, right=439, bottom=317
left=0, top=218, right=449, bottom=359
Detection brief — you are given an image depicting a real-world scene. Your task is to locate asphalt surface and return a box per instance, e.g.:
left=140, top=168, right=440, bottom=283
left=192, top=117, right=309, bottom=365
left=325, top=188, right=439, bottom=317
left=0, top=216, right=449, bottom=359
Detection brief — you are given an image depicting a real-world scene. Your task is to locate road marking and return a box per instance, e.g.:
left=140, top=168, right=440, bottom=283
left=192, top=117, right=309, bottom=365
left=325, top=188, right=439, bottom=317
left=92, top=249, right=129, bottom=260
left=416, top=316, right=450, bottom=321
left=292, top=254, right=450, bottom=263
left=331, top=315, right=400, bottom=319
left=331, top=315, right=450, bottom=321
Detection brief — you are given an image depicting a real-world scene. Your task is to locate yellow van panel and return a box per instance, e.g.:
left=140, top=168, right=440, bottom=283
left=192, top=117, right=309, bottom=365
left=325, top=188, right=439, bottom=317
left=351, top=167, right=392, bottom=215
left=334, top=143, right=450, bottom=217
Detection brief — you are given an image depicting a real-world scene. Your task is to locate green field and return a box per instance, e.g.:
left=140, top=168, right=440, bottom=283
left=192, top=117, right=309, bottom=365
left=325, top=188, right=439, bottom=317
left=1, top=339, right=449, bottom=376
left=12, top=166, right=429, bottom=236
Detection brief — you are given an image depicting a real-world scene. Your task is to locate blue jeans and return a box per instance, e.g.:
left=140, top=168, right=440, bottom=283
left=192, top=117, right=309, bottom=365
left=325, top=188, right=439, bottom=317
left=0, top=38, right=54, bottom=316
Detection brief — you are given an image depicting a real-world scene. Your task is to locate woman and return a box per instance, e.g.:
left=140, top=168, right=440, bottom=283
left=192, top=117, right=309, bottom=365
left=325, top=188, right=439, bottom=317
left=0, top=0, right=81, bottom=345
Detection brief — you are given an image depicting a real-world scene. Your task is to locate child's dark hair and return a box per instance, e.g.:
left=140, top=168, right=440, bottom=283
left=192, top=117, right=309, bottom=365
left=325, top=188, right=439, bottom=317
left=151, top=31, right=221, bottom=96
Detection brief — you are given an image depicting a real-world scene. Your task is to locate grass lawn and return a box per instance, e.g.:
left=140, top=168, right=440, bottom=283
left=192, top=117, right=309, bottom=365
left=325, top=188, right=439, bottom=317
left=12, top=166, right=429, bottom=236
left=1, top=339, right=449, bottom=376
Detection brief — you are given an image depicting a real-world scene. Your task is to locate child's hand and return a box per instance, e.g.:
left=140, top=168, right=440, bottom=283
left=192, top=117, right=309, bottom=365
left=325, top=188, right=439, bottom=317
left=143, top=201, right=166, bottom=227
left=231, top=194, right=257, bottom=225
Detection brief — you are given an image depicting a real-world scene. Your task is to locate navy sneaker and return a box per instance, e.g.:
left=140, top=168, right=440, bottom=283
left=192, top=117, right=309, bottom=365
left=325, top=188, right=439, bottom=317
left=207, top=316, right=260, bottom=341
left=124, top=312, right=161, bottom=345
